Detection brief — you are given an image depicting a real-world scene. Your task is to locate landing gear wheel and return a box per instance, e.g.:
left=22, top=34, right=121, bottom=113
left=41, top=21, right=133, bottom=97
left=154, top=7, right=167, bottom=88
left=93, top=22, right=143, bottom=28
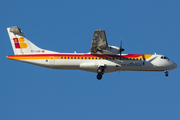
left=97, top=74, right=102, bottom=80
left=96, top=66, right=105, bottom=80
left=164, top=70, right=169, bottom=77
left=165, top=73, right=169, bottom=77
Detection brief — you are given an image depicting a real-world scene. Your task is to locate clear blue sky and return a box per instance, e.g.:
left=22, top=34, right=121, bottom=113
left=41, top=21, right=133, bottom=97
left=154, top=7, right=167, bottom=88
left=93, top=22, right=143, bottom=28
left=1, top=0, right=180, bottom=120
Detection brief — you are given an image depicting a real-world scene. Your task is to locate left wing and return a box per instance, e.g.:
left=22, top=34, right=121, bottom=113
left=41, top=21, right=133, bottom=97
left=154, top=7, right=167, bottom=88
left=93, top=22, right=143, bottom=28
left=90, top=30, right=108, bottom=54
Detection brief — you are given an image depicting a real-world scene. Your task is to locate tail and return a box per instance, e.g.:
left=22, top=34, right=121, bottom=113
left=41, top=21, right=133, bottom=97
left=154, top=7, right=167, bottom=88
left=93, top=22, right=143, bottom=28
left=7, top=26, right=59, bottom=55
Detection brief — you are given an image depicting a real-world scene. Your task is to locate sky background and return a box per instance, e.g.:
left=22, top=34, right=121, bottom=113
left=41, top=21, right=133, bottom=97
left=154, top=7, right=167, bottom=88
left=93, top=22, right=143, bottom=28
left=1, top=0, right=180, bottom=120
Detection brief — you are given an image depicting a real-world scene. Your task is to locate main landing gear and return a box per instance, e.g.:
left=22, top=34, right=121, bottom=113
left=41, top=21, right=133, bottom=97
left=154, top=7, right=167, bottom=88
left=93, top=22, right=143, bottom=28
left=164, top=70, right=169, bottom=77
left=97, top=66, right=105, bottom=80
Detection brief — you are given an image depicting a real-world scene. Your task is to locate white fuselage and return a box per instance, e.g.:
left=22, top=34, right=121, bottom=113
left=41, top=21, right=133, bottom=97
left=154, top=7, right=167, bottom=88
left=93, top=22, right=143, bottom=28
left=7, top=53, right=177, bottom=73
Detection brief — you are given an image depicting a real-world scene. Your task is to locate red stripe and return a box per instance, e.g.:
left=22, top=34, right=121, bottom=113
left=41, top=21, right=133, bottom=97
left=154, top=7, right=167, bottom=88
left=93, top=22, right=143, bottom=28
left=123, top=54, right=143, bottom=58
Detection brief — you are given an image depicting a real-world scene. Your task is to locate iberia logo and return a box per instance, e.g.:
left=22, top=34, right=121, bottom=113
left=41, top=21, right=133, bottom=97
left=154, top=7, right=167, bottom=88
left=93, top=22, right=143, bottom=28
left=13, top=38, right=27, bottom=49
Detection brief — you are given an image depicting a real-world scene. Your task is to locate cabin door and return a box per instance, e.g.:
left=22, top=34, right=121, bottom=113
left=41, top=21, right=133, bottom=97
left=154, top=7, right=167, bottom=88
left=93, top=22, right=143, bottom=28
left=49, top=56, right=55, bottom=68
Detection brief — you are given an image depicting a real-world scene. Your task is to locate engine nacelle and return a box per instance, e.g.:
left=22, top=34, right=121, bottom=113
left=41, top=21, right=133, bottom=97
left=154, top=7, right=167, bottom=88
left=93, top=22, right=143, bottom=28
left=79, top=62, right=121, bottom=73
left=80, top=62, right=99, bottom=72
left=103, top=45, right=119, bottom=54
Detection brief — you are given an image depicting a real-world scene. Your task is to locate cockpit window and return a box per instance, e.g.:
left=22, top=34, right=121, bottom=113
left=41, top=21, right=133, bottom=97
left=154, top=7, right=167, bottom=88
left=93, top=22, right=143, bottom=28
left=161, top=56, right=169, bottom=60
left=164, top=56, right=169, bottom=59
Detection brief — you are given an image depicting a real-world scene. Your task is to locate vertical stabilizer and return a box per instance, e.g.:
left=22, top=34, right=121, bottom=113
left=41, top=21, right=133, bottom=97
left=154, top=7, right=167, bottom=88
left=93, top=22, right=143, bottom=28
left=7, top=26, right=59, bottom=55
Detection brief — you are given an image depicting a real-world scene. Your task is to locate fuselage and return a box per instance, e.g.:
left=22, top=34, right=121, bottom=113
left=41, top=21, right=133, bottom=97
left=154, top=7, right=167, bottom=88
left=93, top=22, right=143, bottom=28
left=7, top=53, right=177, bottom=73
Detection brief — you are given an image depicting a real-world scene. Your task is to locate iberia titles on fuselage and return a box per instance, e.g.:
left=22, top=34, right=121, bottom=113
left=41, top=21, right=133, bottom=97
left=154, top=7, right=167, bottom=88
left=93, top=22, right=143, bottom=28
left=6, top=26, right=177, bottom=80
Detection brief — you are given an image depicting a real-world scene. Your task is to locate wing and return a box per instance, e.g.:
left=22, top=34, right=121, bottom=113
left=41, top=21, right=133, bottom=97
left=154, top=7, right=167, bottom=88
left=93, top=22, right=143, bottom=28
left=90, top=30, right=108, bottom=54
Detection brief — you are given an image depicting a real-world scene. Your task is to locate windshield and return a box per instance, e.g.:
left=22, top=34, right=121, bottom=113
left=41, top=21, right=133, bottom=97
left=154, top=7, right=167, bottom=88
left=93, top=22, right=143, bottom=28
left=161, top=56, right=169, bottom=60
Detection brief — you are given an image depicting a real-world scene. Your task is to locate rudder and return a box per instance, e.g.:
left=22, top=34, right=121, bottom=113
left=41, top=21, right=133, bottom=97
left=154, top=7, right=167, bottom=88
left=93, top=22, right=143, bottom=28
left=7, top=26, right=58, bottom=55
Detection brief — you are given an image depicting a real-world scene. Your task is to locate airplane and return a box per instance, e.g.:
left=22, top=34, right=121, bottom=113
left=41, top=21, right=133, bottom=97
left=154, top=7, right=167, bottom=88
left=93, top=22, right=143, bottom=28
left=6, top=26, right=177, bottom=80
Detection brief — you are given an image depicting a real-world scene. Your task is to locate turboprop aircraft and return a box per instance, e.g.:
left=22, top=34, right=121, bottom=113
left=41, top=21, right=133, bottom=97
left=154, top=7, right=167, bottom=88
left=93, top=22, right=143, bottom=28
left=7, top=26, right=177, bottom=80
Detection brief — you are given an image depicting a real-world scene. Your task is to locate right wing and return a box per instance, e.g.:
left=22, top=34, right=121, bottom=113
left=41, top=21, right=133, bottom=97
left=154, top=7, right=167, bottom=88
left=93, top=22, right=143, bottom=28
left=90, top=30, right=108, bottom=54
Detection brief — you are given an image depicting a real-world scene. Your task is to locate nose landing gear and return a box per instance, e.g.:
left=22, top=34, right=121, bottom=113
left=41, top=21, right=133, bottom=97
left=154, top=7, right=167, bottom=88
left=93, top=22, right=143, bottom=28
left=164, top=70, right=169, bottom=77
left=97, top=73, right=103, bottom=80
left=97, top=66, right=105, bottom=80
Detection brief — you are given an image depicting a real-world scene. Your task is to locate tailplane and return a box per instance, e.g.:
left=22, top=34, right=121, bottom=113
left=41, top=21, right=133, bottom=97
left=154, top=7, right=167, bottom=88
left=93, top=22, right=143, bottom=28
left=7, top=26, right=59, bottom=55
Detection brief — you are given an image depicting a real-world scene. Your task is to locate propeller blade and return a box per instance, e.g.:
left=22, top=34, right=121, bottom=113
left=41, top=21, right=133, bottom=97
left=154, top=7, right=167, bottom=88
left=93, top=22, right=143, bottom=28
left=120, top=38, right=124, bottom=52
left=120, top=38, right=122, bottom=51
left=119, top=38, right=125, bottom=59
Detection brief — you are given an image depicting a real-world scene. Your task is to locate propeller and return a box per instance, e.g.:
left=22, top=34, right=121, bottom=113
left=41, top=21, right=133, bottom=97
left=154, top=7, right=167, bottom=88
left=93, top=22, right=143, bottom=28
left=119, top=38, right=125, bottom=59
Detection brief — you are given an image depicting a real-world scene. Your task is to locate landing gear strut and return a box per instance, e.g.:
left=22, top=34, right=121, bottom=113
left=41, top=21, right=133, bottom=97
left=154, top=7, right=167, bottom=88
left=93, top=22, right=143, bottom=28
left=164, top=70, right=169, bottom=77
left=97, top=66, right=104, bottom=80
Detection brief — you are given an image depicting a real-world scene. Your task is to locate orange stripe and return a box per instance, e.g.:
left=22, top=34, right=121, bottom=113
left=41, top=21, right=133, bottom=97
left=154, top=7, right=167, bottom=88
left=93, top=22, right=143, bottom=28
left=7, top=54, right=143, bottom=57
left=7, top=54, right=151, bottom=60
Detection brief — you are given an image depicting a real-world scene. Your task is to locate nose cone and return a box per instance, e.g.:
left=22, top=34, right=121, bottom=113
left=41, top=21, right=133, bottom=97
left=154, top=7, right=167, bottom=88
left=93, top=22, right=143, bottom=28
left=168, top=61, right=177, bottom=70
left=161, top=60, right=177, bottom=70
left=172, top=62, right=177, bottom=69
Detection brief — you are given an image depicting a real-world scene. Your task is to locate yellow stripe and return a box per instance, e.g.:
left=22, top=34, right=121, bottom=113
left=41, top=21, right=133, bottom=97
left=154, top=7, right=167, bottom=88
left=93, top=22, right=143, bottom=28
left=7, top=56, right=151, bottom=60
left=143, top=54, right=153, bottom=59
